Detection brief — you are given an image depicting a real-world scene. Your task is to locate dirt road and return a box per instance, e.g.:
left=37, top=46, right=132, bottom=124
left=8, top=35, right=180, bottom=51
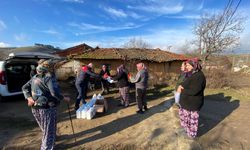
left=0, top=84, right=249, bottom=150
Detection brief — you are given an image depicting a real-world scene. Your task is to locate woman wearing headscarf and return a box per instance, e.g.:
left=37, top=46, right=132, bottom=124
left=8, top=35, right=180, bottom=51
left=174, top=61, right=187, bottom=106
left=99, top=64, right=110, bottom=95
left=129, top=63, right=149, bottom=114
left=22, top=60, right=70, bottom=150
left=111, top=64, right=130, bottom=107
left=30, top=59, right=46, bottom=78
left=75, top=63, right=100, bottom=110
left=177, top=58, right=206, bottom=138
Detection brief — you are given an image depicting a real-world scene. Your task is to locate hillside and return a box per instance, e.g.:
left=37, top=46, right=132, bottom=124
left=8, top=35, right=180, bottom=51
left=0, top=44, right=60, bottom=60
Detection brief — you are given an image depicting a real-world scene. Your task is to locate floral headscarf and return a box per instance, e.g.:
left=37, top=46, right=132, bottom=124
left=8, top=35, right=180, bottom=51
left=186, top=58, right=202, bottom=76
left=117, top=64, right=126, bottom=74
left=36, top=64, right=48, bottom=74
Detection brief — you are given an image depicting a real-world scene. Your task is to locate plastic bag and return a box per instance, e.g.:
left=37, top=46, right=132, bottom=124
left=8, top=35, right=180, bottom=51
left=174, top=91, right=180, bottom=104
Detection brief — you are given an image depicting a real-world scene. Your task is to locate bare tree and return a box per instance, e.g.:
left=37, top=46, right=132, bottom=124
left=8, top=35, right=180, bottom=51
left=178, top=40, right=193, bottom=54
left=176, top=40, right=200, bottom=57
left=123, top=37, right=152, bottom=49
left=194, top=0, right=245, bottom=61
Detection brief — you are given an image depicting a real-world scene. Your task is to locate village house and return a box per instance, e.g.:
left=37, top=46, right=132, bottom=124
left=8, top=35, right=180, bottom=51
left=55, top=44, right=187, bottom=86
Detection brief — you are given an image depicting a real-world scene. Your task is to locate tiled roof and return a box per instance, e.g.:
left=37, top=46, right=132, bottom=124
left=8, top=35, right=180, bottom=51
left=55, top=43, right=93, bottom=57
left=74, top=48, right=187, bottom=62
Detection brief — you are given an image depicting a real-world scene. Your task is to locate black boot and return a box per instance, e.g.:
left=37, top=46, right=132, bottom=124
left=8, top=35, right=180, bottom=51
left=118, top=101, right=124, bottom=107
left=117, top=103, right=124, bottom=107
left=144, top=106, right=148, bottom=111
left=136, top=109, right=144, bottom=114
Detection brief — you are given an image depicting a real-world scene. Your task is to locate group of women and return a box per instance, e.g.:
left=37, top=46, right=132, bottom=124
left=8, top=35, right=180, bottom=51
left=22, top=58, right=205, bottom=149
left=75, top=63, right=149, bottom=114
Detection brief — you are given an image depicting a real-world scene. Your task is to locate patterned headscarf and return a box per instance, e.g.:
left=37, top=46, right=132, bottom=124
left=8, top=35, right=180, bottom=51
left=37, top=59, right=46, bottom=65
left=117, top=64, right=126, bottom=74
left=186, top=58, right=202, bottom=73
left=137, top=62, right=147, bottom=71
left=36, top=64, right=48, bottom=74
left=42, top=60, right=55, bottom=73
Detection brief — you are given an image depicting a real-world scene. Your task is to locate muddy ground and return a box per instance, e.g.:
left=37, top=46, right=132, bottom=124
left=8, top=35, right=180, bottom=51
left=0, top=82, right=250, bottom=150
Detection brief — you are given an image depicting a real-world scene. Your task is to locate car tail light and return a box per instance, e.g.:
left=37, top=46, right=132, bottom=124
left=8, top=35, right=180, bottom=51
left=0, top=71, right=6, bottom=85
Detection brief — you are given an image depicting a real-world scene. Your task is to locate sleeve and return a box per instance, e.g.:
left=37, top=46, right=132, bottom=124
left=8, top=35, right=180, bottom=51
left=130, top=72, right=141, bottom=83
left=107, top=70, right=111, bottom=76
left=111, top=72, right=122, bottom=81
left=87, top=70, right=100, bottom=78
left=99, top=70, right=104, bottom=76
left=46, top=77, right=64, bottom=101
left=22, top=79, right=32, bottom=99
left=181, top=74, right=204, bottom=96
left=76, top=71, right=84, bottom=84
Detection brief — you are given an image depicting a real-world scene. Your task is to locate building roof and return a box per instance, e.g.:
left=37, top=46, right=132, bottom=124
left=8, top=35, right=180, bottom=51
left=55, top=43, right=93, bottom=57
left=74, top=47, right=187, bottom=63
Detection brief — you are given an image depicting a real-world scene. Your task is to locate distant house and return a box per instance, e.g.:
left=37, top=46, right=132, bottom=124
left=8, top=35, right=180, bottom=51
left=56, top=44, right=187, bottom=85
left=204, top=56, right=232, bottom=70
left=55, top=43, right=93, bottom=57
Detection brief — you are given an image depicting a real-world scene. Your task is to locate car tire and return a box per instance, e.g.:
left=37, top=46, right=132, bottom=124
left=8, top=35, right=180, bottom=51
left=0, top=95, right=3, bottom=102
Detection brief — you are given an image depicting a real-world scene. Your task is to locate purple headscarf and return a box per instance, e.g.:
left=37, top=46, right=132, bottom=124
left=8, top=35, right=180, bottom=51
left=117, top=64, right=126, bottom=74
left=185, top=58, right=202, bottom=77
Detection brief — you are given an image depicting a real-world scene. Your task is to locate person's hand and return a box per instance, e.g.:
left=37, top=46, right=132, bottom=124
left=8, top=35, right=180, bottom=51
left=64, top=95, right=70, bottom=103
left=27, top=97, right=35, bottom=106
left=177, top=85, right=184, bottom=93
left=128, top=73, right=131, bottom=79
left=103, top=73, right=109, bottom=79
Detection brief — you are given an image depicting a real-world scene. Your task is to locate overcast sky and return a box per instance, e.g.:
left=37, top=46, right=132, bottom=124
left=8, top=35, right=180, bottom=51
left=0, top=0, right=249, bottom=53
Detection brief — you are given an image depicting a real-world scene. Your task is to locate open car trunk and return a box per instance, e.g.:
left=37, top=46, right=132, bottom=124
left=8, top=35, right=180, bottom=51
left=5, top=59, right=38, bottom=93
left=3, top=52, right=62, bottom=93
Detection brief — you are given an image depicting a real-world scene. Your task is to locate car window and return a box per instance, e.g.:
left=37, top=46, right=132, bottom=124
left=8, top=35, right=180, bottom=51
left=6, top=65, right=32, bottom=74
left=6, top=65, right=23, bottom=74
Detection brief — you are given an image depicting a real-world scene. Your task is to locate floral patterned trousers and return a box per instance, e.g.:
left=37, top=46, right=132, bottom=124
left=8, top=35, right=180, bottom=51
left=179, top=108, right=199, bottom=138
left=32, top=108, right=57, bottom=150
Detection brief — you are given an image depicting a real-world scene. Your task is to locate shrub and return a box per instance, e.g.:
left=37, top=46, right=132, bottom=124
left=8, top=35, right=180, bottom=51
left=203, top=69, right=232, bottom=88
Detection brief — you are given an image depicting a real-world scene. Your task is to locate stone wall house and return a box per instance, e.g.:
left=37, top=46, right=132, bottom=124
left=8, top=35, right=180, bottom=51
left=55, top=60, right=83, bottom=80
left=56, top=44, right=187, bottom=86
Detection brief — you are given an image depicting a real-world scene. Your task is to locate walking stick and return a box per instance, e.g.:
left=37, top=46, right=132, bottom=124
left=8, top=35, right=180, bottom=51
left=67, top=103, right=77, bottom=143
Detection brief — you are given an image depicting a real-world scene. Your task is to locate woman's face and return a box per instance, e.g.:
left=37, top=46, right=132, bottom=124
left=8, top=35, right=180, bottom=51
left=180, top=63, right=186, bottom=71
left=186, top=63, right=194, bottom=72
left=102, top=66, right=106, bottom=71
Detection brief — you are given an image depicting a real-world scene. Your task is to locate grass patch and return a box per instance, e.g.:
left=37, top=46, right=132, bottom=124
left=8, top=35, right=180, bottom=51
left=205, top=88, right=250, bottom=101
left=146, top=86, right=174, bottom=100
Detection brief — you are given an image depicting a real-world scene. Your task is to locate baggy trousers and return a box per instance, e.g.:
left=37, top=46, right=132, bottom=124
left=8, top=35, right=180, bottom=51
left=136, top=88, right=147, bottom=110
left=32, top=107, right=57, bottom=150
left=119, top=86, right=130, bottom=106
left=179, top=108, right=199, bottom=138
left=101, top=80, right=109, bottom=94
left=75, top=82, right=88, bottom=108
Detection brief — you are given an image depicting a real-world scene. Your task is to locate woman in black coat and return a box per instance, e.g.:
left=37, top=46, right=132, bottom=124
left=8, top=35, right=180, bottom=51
left=177, top=58, right=206, bottom=138
left=99, top=65, right=111, bottom=95
left=111, top=65, right=130, bottom=107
